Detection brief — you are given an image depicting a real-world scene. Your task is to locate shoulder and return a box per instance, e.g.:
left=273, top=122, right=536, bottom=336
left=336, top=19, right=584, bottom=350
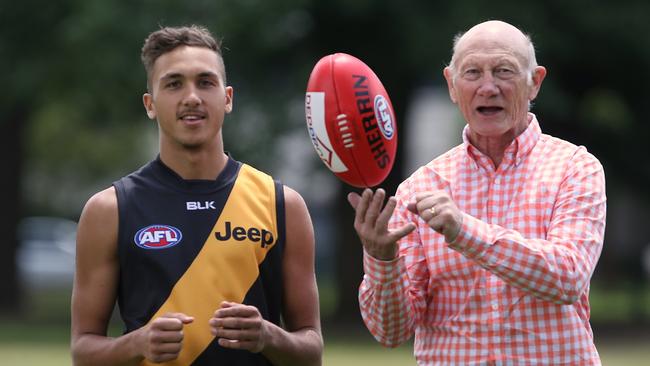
left=281, top=185, right=314, bottom=237
left=83, top=187, right=118, bottom=215
left=282, top=185, right=309, bottom=217
left=76, top=187, right=119, bottom=256
left=396, top=143, right=465, bottom=198
left=539, top=134, right=604, bottom=174
left=79, top=187, right=118, bottom=230
left=279, top=185, right=315, bottom=262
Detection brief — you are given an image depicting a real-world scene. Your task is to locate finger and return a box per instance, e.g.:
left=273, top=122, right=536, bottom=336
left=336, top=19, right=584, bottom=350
left=414, top=191, right=438, bottom=202
left=211, top=316, right=258, bottom=330
left=365, top=189, right=385, bottom=225
left=152, top=318, right=184, bottom=332
left=347, top=192, right=361, bottom=210
left=387, top=223, right=416, bottom=243
left=406, top=202, right=418, bottom=214
left=218, top=338, right=261, bottom=352
left=218, top=338, right=258, bottom=350
left=375, top=196, right=397, bottom=230
left=162, top=312, right=194, bottom=324
left=219, top=301, right=236, bottom=309
left=150, top=352, right=181, bottom=363
left=214, top=304, right=255, bottom=318
left=354, top=189, right=373, bottom=225
left=414, top=191, right=442, bottom=212
left=151, top=328, right=185, bottom=343
left=151, top=341, right=183, bottom=354
left=213, top=326, right=260, bottom=341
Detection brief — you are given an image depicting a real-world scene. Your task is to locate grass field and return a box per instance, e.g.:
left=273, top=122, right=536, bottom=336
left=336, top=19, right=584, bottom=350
left=1, top=322, right=649, bottom=366
left=3, top=285, right=649, bottom=365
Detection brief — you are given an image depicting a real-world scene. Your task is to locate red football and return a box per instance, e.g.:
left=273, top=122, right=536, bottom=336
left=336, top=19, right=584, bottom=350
left=305, top=53, right=397, bottom=188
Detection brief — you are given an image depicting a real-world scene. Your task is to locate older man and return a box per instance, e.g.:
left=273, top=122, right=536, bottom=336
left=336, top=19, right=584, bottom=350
left=348, top=20, right=606, bottom=365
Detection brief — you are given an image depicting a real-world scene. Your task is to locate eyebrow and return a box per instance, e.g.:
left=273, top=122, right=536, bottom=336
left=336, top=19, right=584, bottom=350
left=460, top=57, right=519, bottom=68
left=159, top=71, right=220, bottom=81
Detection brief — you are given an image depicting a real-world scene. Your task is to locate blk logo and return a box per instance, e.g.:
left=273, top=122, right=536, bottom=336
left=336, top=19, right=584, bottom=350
left=134, top=225, right=183, bottom=249
left=186, top=201, right=216, bottom=210
left=214, top=221, right=274, bottom=248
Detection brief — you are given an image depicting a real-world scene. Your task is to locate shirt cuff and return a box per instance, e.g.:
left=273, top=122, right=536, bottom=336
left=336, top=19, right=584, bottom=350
left=448, top=213, right=492, bottom=261
left=362, top=250, right=403, bottom=283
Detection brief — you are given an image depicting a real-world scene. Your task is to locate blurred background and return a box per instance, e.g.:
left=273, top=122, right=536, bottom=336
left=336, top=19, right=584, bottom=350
left=1, top=0, right=649, bottom=364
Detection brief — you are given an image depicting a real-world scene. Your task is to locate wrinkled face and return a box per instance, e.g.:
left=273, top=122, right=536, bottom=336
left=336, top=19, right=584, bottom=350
left=143, top=46, right=233, bottom=150
left=444, top=27, right=545, bottom=141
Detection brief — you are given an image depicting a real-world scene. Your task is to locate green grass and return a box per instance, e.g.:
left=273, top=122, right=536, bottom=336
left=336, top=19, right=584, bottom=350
left=0, top=343, right=71, bottom=366
left=1, top=335, right=650, bottom=366
left=2, top=284, right=649, bottom=365
left=1, top=316, right=649, bottom=366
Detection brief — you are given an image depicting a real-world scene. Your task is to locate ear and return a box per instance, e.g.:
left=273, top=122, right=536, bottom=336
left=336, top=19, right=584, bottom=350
left=443, top=67, right=458, bottom=104
left=528, top=66, right=547, bottom=101
left=143, top=93, right=156, bottom=120
left=224, top=86, right=234, bottom=114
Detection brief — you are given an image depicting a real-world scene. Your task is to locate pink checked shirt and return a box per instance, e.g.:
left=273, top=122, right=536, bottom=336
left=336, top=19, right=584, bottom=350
left=359, top=115, right=606, bottom=365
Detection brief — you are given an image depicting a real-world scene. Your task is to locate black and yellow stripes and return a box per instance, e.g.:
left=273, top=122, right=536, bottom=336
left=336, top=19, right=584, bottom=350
left=140, top=164, right=278, bottom=366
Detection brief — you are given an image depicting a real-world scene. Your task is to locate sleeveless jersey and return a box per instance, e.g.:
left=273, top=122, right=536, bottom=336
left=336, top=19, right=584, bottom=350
left=113, top=156, right=285, bottom=366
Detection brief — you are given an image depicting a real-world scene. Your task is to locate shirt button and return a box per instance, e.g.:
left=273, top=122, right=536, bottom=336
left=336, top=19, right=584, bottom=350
left=491, top=303, right=498, bottom=310
left=494, top=177, right=500, bottom=185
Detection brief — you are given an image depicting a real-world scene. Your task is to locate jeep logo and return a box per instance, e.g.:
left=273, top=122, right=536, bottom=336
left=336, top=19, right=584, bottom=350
left=214, top=221, right=274, bottom=248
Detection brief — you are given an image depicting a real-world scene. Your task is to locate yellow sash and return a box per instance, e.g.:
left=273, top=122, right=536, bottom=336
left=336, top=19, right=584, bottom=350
left=140, top=164, right=278, bottom=366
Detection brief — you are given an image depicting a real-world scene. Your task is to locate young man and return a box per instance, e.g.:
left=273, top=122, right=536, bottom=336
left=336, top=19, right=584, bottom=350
left=71, top=25, right=323, bottom=366
left=348, top=20, right=606, bottom=365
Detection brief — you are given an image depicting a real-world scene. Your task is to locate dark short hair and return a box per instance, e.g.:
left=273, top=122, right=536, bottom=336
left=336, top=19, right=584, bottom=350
left=141, top=25, right=225, bottom=90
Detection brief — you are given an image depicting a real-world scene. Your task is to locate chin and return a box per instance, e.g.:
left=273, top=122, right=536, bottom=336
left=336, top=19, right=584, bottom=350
left=173, top=137, right=204, bottom=150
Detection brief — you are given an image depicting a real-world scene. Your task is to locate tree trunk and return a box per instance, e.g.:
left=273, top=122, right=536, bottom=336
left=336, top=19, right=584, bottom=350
left=0, top=105, right=26, bottom=314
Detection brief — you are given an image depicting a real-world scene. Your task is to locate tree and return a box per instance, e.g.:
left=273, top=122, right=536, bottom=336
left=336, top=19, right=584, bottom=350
left=3, top=0, right=649, bottom=326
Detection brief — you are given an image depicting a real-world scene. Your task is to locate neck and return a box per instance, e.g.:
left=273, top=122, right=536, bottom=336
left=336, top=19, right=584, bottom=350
left=159, top=144, right=228, bottom=180
left=469, top=114, right=531, bottom=168
left=470, top=136, right=511, bottom=168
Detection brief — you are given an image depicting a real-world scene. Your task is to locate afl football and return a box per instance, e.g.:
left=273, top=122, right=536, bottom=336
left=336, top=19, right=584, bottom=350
left=305, top=53, right=397, bottom=188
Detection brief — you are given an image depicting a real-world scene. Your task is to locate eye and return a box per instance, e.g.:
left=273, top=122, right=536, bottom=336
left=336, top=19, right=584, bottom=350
left=494, top=67, right=516, bottom=79
left=198, top=79, right=217, bottom=88
left=165, top=80, right=181, bottom=89
left=462, top=68, right=481, bottom=81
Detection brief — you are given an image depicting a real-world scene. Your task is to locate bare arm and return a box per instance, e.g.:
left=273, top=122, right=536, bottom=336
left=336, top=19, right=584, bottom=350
left=209, top=186, right=323, bottom=365
left=71, top=187, right=193, bottom=365
left=71, top=187, right=142, bottom=366
left=264, top=186, right=323, bottom=365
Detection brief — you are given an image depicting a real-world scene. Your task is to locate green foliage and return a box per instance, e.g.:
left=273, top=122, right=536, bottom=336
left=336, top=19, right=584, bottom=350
left=5, top=0, right=648, bottom=215
left=2, top=0, right=650, bottom=324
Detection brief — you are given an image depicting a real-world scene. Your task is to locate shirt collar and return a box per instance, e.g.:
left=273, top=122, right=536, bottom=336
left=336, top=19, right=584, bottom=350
left=462, top=113, right=542, bottom=167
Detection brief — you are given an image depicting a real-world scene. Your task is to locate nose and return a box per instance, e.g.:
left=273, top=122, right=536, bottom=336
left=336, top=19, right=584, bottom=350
left=476, top=73, right=500, bottom=97
left=182, top=87, right=201, bottom=107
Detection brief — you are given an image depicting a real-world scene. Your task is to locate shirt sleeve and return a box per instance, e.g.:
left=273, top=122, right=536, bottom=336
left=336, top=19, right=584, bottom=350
left=358, top=181, right=430, bottom=347
left=449, top=147, right=606, bottom=304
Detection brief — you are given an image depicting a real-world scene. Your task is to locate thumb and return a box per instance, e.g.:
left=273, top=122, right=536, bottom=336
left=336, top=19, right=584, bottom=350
left=164, top=312, right=195, bottom=324
left=406, top=202, right=418, bottom=214
left=388, top=223, right=416, bottom=243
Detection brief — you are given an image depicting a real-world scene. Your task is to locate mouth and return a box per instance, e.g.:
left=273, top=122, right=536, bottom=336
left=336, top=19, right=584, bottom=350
left=177, top=111, right=207, bottom=124
left=476, top=106, right=504, bottom=116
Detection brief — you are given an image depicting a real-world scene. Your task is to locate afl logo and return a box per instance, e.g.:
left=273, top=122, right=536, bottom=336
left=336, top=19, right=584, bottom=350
left=374, top=95, right=394, bottom=140
left=134, top=225, right=183, bottom=250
